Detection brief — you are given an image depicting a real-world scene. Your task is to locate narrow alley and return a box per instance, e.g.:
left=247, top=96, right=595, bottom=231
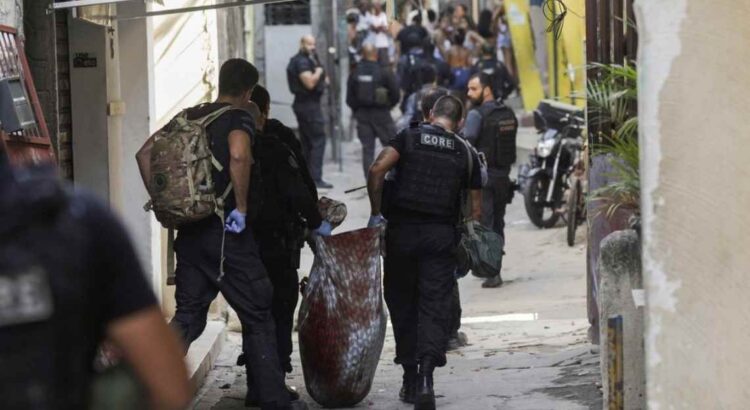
left=193, top=138, right=601, bottom=410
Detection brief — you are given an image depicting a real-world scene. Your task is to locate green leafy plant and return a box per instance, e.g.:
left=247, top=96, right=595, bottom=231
left=587, top=62, right=639, bottom=217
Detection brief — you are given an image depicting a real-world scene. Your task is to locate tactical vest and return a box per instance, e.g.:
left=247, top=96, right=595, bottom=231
left=354, top=62, right=389, bottom=108
left=393, top=125, right=468, bottom=217
left=476, top=102, right=518, bottom=169
left=0, top=168, right=92, bottom=410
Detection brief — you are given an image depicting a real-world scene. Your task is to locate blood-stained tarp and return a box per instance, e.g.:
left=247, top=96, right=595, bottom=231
left=297, top=227, right=386, bottom=408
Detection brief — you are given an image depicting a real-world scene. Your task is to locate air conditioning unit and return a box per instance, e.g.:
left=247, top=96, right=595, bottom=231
left=0, top=77, right=36, bottom=133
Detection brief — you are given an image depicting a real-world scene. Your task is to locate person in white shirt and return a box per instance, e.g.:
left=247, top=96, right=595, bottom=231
left=365, top=0, right=391, bottom=66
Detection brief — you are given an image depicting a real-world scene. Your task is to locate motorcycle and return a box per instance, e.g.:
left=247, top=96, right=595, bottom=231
left=519, top=100, right=585, bottom=229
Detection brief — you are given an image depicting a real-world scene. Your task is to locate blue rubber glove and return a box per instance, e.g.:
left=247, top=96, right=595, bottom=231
left=224, top=209, right=247, bottom=233
left=313, top=220, right=333, bottom=237
left=368, top=214, right=386, bottom=228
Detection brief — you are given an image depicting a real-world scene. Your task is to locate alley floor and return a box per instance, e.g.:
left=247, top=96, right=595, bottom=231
left=192, top=135, right=602, bottom=410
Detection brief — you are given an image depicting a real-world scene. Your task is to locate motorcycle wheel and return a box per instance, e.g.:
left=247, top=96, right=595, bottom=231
left=524, top=172, right=560, bottom=229
left=567, top=179, right=581, bottom=247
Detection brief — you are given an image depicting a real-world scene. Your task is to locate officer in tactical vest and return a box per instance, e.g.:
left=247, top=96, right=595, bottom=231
left=237, top=88, right=329, bottom=407
left=367, top=96, right=483, bottom=409
left=463, top=73, right=519, bottom=288
left=0, top=145, right=192, bottom=410
left=471, top=44, right=517, bottom=102
left=137, top=60, right=307, bottom=410
left=346, top=43, right=400, bottom=177
left=287, top=35, right=332, bottom=189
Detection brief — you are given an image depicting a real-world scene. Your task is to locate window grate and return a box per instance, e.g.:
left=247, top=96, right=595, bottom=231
left=0, top=25, right=54, bottom=166
left=265, top=0, right=311, bottom=25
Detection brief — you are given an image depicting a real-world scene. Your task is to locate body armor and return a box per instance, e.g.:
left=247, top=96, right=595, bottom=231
left=477, top=102, right=518, bottom=169
left=393, top=125, right=468, bottom=217
left=353, top=61, right=389, bottom=108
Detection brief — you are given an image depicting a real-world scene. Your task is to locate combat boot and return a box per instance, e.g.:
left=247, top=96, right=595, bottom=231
left=481, top=274, right=503, bottom=288
left=399, top=364, right=417, bottom=403
left=414, top=358, right=436, bottom=410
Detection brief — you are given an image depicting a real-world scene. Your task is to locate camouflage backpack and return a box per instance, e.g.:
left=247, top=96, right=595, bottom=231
left=145, top=105, right=238, bottom=228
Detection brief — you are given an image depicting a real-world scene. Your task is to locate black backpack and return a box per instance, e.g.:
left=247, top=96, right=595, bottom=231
left=400, top=52, right=429, bottom=95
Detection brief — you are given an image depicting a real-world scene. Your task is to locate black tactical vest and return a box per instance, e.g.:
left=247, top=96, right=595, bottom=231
left=393, top=124, right=468, bottom=217
left=0, top=168, right=94, bottom=410
left=354, top=62, right=388, bottom=108
left=476, top=102, right=518, bottom=169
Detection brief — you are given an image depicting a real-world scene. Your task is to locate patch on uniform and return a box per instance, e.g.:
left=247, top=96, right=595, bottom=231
left=498, top=119, right=517, bottom=132
left=288, top=155, right=299, bottom=169
left=419, top=133, right=456, bottom=150
left=357, top=75, right=374, bottom=83
left=482, top=68, right=496, bottom=75
left=0, top=266, right=53, bottom=328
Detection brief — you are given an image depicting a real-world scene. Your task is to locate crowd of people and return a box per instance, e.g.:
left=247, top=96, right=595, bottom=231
left=346, top=1, right=517, bottom=99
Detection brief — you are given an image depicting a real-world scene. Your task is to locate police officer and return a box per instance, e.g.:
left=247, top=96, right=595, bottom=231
left=471, top=44, right=517, bottom=101
left=367, top=96, right=483, bottom=409
left=287, top=35, right=333, bottom=189
left=137, top=59, right=306, bottom=410
left=397, top=64, right=439, bottom=131
left=346, top=43, right=400, bottom=177
left=463, top=73, right=519, bottom=288
left=0, top=145, right=192, bottom=409
left=238, top=88, right=330, bottom=406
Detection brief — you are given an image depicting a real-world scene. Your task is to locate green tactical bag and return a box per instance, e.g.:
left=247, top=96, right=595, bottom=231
left=144, top=105, right=237, bottom=229
left=456, top=220, right=504, bottom=278
left=454, top=135, right=504, bottom=279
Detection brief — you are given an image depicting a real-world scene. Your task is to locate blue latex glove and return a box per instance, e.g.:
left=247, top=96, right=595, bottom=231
left=313, top=220, right=333, bottom=237
left=224, top=209, right=247, bottom=233
left=368, top=214, right=386, bottom=228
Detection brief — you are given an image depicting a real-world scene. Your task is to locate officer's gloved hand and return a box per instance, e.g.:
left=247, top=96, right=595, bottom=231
left=313, top=220, right=333, bottom=237
left=224, top=209, right=247, bottom=233
left=368, top=214, right=387, bottom=228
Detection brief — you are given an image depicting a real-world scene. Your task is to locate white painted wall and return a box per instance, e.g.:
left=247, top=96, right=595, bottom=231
left=263, top=24, right=311, bottom=127
left=637, top=0, right=750, bottom=407
left=117, top=0, right=161, bottom=298
left=152, top=0, right=220, bottom=128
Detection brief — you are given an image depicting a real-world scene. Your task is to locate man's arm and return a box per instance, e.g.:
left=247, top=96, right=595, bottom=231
left=300, top=67, right=324, bottom=91
left=228, top=130, right=252, bottom=213
left=469, top=189, right=482, bottom=221
left=462, top=110, right=483, bottom=144
left=386, top=71, right=401, bottom=108
left=108, top=308, right=193, bottom=410
left=346, top=73, right=358, bottom=111
left=367, top=147, right=400, bottom=215
left=135, top=135, right=155, bottom=194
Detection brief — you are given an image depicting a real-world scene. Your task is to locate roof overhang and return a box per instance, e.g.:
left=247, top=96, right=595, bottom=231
left=51, top=0, right=296, bottom=20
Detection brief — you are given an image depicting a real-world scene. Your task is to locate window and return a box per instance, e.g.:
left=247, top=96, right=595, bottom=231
left=265, top=0, right=311, bottom=25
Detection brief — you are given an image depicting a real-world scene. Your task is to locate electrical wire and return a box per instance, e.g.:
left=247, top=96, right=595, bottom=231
left=543, top=0, right=568, bottom=41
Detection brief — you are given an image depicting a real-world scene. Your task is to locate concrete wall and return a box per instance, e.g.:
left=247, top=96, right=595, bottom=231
left=0, top=0, right=23, bottom=34
left=636, top=1, right=750, bottom=408
left=152, top=0, right=220, bottom=128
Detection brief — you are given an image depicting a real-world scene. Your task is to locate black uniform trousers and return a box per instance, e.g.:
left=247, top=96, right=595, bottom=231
left=355, top=108, right=396, bottom=178
left=251, top=255, right=299, bottom=375
left=171, top=220, right=289, bottom=408
left=481, top=169, right=511, bottom=278
left=293, top=100, right=326, bottom=183
left=384, top=223, right=458, bottom=367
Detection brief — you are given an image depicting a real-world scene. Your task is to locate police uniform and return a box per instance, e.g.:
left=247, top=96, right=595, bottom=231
left=287, top=51, right=327, bottom=184
left=464, top=101, right=518, bottom=262
left=383, top=123, right=482, bottom=374
left=170, top=104, right=292, bottom=408
left=346, top=59, right=400, bottom=177
left=250, top=118, right=321, bottom=378
left=472, top=58, right=517, bottom=101
left=0, top=164, right=157, bottom=409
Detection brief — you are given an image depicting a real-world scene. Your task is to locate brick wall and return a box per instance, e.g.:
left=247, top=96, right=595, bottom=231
left=23, top=1, right=73, bottom=179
